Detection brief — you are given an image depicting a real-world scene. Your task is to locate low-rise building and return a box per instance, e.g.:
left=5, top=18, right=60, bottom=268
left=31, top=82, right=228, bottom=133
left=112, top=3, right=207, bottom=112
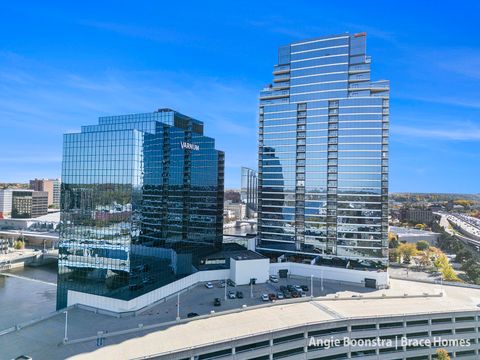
left=224, top=201, right=246, bottom=220
left=400, top=207, right=434, bottom=224
left=11, top=190, right=48, bottom=219
left=389, top=226, right=440, bottom=245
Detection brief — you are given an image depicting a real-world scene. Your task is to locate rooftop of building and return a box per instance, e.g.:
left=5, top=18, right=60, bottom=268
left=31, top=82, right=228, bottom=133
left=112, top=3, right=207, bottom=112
left=288, top=32, right=350, bottom=46
left=2, top=277, right=480, bottom=359
left=389, top=226, right=440, bottom=236
left=72, top=278, right=480, bottom=359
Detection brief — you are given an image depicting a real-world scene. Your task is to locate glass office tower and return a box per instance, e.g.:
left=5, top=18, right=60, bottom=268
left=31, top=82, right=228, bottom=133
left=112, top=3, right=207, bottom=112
left=240, top=167, right=258, bottom=213
left=257, top=33, right=389, bottom=267
left=57, top=109, right=224, bottom=309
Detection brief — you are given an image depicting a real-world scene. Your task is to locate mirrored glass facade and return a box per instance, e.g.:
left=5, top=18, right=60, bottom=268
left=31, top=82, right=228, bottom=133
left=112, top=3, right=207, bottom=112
left=257, top=33, right=389, bottom=266
left=240, top=167, right=258, bottom=212
left=57, top=109, right=224, bottom=309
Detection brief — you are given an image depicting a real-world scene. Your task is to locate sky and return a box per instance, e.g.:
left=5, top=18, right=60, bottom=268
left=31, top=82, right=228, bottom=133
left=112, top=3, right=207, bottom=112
left=0, top=1, right=479, bottom=193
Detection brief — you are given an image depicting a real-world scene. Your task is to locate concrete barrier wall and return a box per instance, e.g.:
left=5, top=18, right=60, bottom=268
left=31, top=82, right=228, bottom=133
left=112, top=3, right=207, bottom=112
left=68, top=268, right=230, bottom=313
left=269, top=262, right=389, bottom=287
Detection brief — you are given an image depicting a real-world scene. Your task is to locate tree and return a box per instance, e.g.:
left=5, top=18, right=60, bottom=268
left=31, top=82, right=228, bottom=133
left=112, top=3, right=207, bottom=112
left=436, top=348, right=451, bottom=360
left=397, top=243, right=417, bottom=263
left=416, top=240, right=429, bottom=251
left=461, top=259, right=480, bottom=284
left=442, top=264, right=460, bottom=281
left=455, top=248, right=472, bottom=263
left=389, top=248, right=399, bottom=263
left=418, top=252, right=432, bottom=268
left=434, top=254, right=449, bottom=270
left=14, top=239, right=24, bottom=250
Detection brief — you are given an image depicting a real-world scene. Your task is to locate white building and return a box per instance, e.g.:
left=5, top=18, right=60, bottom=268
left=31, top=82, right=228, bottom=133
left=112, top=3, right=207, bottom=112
left=0, top=189, right=13, bottom=218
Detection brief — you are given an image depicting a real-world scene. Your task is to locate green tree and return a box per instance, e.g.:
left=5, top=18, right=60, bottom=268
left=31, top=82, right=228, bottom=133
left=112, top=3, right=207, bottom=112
left=416, top=240, right=429, bottom=251
left=14, top=239, right=24, bottom=250
left=455, top=248, right=472, bottom=263
left=461, top=259, right=480, bottom=284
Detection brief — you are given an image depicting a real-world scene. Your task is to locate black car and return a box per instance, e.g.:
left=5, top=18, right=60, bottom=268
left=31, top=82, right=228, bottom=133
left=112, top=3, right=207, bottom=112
left=280, top=285, right=287, bottom=292
left=214, top=298, right=221, bottom=306
left=286, top=285, right=296, bottom=292
left=227, top=279, right=236, bottom=287
left=236, top=291, right=244, bottom=298
left=187, top=312, right=199, bottom=318
left=283, top=291, right=292, bottom=299
left=300, top=285, right=309, bottom=292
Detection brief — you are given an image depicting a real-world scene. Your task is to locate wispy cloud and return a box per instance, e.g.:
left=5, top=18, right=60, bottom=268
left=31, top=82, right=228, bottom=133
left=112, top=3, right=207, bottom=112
left=391, top=124, right=480, bottom=141
left=0, top=52, right=259, bottom=184
left=435, top=49, right=480, bottom=80
left=0, top=156, right=61, bottom=164
left=78, top=20, right=196, bottom=45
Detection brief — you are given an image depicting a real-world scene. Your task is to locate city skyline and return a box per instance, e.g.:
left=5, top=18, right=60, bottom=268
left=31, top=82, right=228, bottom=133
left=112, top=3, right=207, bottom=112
left=1, top=2, right=480, bottom=193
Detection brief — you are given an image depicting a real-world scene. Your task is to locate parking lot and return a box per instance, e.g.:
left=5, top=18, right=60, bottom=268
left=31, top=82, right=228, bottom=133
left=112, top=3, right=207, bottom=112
left=139, top=274, right=376, bottom=322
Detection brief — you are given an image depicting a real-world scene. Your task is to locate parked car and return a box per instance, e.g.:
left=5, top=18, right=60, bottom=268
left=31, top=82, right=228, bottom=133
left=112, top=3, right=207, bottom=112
left=261, top=293, right=269, bottom=301
left=293, top=285, right=303, bottom=292
left=286, top=285, right=296, bottom=292
left=227, top=279, right=236, bottom=287
left=300, top=285, right=309, bottom=292
left=268, top=293, right=277, bottom=301
left=217, top=281, right=226, bottom=288
left=269, top=275, right=279, bottom=283
left=228, top=291, right=236, bottom=299
left=236, top=291, right=244, bottom=299
left=205, top=282, right=214, bottom=289
left=291, top=291, right=300, bottom=298
left=187, top=312, right=199, bottom=318
left=214, top=298, right=221, bottom=306
left=276, top=292, right=284, bottom=299
left=300, top=291, right=307, bottom=297
left=280, top=285, right=287, bottom=292
left=283, top=291, right=292, bottom=299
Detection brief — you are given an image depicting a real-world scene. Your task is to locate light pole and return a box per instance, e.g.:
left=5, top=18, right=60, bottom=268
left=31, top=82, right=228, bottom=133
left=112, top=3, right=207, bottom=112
left=63, top=310, right=68, bottom=343
left=321, top=268, right=324, bottom=292
left=224, top=277, right=227, bottom=301
left=176, top=293, right=180, bottom=321
left=310, top=275, right=314, bottom=298
left=250, top=279, right=253, bottom=299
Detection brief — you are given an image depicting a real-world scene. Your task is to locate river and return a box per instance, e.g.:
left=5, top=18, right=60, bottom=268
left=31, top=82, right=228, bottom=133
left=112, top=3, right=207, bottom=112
left=0, top=263, right=57, bottom=330
left=0, top=226, right=257, bottom=330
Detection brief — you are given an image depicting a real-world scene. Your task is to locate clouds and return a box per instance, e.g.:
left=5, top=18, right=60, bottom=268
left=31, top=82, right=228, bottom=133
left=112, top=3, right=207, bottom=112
left=391, top=124, right=480, bottom=141
left=0, top=52, right=259, bottom=184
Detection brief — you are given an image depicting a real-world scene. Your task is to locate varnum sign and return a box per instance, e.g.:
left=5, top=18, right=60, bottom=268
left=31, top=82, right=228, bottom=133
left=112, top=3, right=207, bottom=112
left=180, top=141, right=199, bottom=151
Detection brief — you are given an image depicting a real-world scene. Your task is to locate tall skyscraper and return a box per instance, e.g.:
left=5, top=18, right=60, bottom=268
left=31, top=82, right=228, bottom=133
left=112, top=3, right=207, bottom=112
left=57, top=109, right=224, bottom=309
left=240, top=167, right=258, bottom=214
left=257, top=33, right=389, bottom=266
